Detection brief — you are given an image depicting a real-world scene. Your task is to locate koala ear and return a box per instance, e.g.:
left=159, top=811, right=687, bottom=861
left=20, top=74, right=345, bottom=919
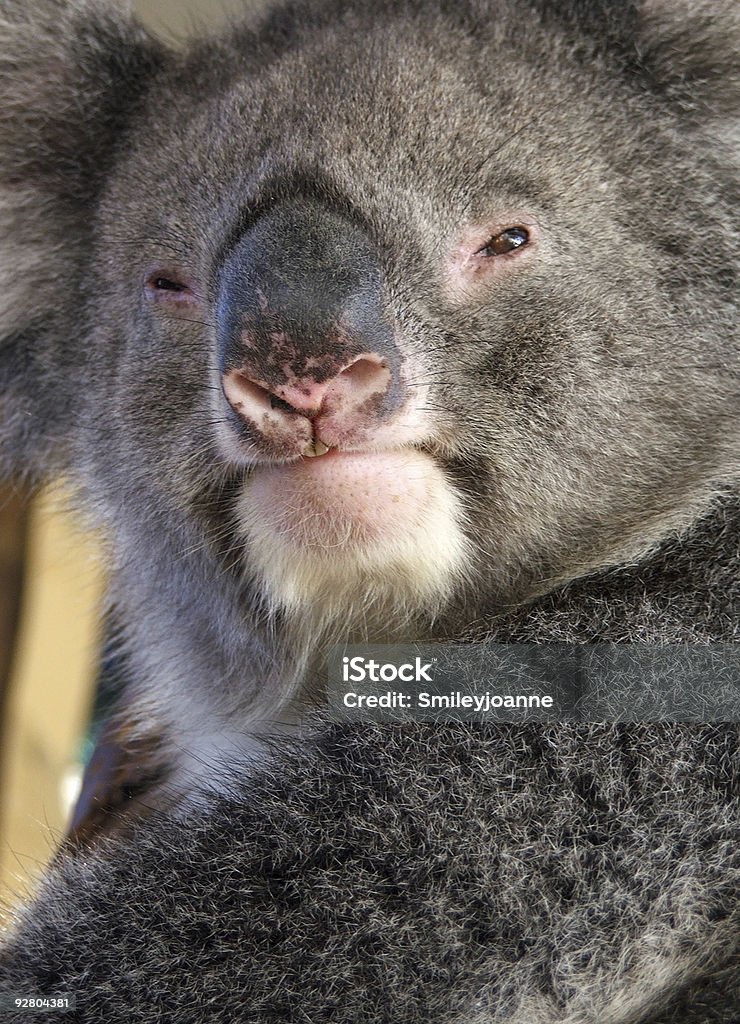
left=0, top=0, right=167, bottom=481
left=635, top=0, right=740, bottom=119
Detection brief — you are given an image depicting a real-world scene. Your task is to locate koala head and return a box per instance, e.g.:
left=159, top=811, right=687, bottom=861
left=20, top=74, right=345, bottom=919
left=1, top=1, right=738, bottom=681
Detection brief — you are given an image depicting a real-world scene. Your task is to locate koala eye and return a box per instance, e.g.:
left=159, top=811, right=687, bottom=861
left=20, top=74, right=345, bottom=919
left=152, top=276, right=188, bottom=292
left=478, top=227, right=530, bottom=257
left=445, top=218, right=539, bottom=300
left=144, top=268, right=200, bottom=312
left=146, top=273, right=191, bottom=294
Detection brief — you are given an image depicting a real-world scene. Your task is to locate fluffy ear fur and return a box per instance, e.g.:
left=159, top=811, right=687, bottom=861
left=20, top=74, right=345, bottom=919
left=635, top=0, right=740, bottom=119
left=0, top=0, right=166, bottom=481
left=531, top=0, right=739, bottom=120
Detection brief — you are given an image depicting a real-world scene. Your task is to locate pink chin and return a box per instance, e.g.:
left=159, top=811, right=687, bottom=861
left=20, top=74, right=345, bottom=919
left=246, top=449, right=441, bottom=549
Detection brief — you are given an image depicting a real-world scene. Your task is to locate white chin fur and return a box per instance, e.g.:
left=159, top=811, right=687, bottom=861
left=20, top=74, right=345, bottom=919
left=237, top=450, right=471, bottom=624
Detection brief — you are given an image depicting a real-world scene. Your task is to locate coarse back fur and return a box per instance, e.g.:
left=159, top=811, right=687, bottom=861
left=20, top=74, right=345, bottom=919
left=0, top=0, right=738, bottom=1020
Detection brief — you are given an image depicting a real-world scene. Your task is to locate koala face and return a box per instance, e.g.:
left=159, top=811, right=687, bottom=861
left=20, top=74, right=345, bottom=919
left=1, top=9, right=738, bottom=1007
left=78, top=2, right=737, bottom=636
left=1, top=1, right=738, bottom=740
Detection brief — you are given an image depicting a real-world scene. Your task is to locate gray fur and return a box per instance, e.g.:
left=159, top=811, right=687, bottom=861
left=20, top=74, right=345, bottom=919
left=0, top=0, right=738, bottom=1020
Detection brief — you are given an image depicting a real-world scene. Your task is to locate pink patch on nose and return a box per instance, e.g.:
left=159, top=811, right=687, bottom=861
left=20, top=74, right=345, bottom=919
left=273, top=379, right=331, bottom=415
left=223, top=353, right=394, bottom=455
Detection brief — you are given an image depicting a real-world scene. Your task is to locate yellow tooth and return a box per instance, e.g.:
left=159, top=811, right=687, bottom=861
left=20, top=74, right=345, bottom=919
left=303, top=438, right=331, bottom=458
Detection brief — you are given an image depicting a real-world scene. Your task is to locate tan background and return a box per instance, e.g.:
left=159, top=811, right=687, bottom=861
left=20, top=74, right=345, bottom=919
left=0, top=0, right=251, bottom=920
left=133, top=0, right=248, bottom=40
left=0, top=492, right=104, bottom=915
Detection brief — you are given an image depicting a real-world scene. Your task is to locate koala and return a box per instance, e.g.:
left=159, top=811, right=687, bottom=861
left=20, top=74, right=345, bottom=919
left=0, top=0, right=738, bottom=1021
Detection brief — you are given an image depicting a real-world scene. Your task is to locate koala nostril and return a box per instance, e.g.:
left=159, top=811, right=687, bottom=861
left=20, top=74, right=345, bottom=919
left=338, top=354, right=392, bottom=404
left=223, top=371, right=275, bottom=417
left=224, top=368, right=319, bottom=422
left=223, top=369, right=319, bottom=426
left=340, top=355, right=387, bottom=384
left=269, top=394, right=297, bottom=414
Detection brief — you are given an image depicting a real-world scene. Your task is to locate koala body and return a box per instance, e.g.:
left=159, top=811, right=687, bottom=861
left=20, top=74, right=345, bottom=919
left=0, top=0, right=738, bottom=1020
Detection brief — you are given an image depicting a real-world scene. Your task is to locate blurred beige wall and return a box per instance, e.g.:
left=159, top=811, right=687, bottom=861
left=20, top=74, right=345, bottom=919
left=0, top=492, right=105, bottom=918
left=134, top=0, right=251, bottom=39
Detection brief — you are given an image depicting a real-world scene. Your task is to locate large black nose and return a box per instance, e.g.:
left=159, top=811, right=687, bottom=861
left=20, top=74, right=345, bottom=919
left=216, top=201, right=406, bottom=456
left=216, top=200, right=400, bottom=387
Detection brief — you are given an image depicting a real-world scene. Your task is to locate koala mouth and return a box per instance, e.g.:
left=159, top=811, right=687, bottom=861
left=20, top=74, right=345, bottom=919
left=244, top=448, right=438, bottom=548
left=235, top=448, right=471, bottom=614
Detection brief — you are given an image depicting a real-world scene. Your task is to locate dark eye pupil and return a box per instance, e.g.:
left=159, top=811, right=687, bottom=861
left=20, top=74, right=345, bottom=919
left=154, top=277, right=186, bottom=292
left=482, top=227, right=530, bottom=257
